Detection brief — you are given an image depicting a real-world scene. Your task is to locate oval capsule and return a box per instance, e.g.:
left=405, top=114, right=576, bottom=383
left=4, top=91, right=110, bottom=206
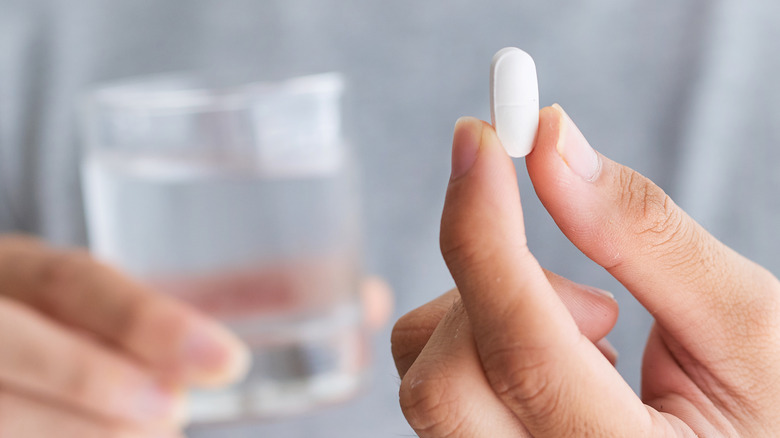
left=490, top=47, right=539, bottom=157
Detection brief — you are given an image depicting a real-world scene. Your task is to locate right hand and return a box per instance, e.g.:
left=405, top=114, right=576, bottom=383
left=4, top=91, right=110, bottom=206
left=0, top=235, right=250, bottom=437
left=392, top=110, right=780, bottom=436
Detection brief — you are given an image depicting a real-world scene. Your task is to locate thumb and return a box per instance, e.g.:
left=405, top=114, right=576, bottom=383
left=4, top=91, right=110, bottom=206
left=439, top=117, right=652, bottom=436
left=525, top=105, right=779, bottom=364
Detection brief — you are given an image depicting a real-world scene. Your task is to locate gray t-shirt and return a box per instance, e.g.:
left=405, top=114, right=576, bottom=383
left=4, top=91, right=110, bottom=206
left=2, top=1, right=779, bottom=437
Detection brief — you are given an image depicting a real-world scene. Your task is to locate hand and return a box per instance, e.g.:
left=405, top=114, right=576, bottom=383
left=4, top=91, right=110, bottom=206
left=392, top=108, right=780, bottom=436
left=0, top=236, right=394, bottom=437
left=0, top=236, right=250, bottom=437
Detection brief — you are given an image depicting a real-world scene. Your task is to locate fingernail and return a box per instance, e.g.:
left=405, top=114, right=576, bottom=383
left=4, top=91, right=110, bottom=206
left=596, top=338, right=619, bottom=363
left=168, top=388, right=189, bottom=426
left=553, top=103, right=601, bottom=181
left=131, top=382, right=185, bottom=424
left=584, top=286, right=615, bottom=300
left=450, top=117, right=483, bottom=179
left=182, top=322, right=251, bottom=386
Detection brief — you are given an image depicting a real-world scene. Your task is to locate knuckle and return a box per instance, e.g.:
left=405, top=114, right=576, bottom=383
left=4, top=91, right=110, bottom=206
left=390, top=311, right=430, bottom=364
left=440, top=231, right=530, bottom=282
left=440, top=233, right=483, bottom=273
left=391, top=296, right=455, bottom=363
left=392, top=307, right=430, bottom=340
left=392, top=295, right=463, bottom=378
left=37, top=249, right=147, bottom=343
left=614, top=167, right=704, bottom=272
left=32, top=250, right=103, bottom=317
left=440, top=202, right=521, bottom=274
left=110, top=296, right=148, bottom=347
left=399, top=362, right=467, bottom=437
left=617, top=167, right=680, bottom=239
left=38, top=250, right=95, bottom=294
left=481, top=343, right=565, bottom=423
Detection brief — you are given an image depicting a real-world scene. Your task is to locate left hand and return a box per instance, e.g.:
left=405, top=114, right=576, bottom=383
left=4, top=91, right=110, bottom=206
left=0, top=235, right=394, bottom=438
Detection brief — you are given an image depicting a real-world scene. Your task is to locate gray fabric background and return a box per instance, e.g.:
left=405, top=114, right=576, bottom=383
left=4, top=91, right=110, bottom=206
left=1, top=1, right=779, bottom=437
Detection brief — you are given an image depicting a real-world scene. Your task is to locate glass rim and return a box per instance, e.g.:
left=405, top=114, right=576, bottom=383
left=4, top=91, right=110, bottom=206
left=84, top=71, right=344, bottom=112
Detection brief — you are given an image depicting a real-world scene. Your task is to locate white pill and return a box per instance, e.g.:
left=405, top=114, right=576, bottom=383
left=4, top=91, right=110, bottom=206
left=490, top=47, right=539, bottom=157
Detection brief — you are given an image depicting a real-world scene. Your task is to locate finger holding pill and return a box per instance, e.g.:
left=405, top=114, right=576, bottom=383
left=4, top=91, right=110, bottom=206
left=490, top=47, right=539, bottom=157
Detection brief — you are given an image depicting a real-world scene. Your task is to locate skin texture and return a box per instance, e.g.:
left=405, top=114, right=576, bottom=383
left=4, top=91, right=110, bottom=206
left=392, top=107, right=780, bottom=437
left=0, top=235, right=392, bottom=437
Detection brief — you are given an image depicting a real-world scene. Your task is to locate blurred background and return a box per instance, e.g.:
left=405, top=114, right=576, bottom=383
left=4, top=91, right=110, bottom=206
left=1, top=0, right=779, bottom=436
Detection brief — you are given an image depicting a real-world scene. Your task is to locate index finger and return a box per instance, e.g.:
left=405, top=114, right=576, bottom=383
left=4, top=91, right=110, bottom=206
left=0, top=236, right=249, bottom=386
left=439, top=118, right=653, bottom=436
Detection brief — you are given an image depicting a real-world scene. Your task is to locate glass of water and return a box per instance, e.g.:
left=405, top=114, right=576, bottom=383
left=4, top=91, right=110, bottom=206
left=80, top=73, right=367, bottom=423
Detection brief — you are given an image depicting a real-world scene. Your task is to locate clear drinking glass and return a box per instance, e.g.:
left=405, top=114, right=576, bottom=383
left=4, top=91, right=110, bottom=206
left=79, top=73, right=367, bottom=423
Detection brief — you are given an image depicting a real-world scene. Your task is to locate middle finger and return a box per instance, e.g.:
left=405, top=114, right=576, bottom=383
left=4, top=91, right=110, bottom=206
left=391, top=268, right=618, bottom=378
left=399, top=299, right=532, bottom=438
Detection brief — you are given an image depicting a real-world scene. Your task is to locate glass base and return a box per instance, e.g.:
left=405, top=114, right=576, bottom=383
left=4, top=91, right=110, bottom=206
left=187, top=302, right=369, bottom=423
